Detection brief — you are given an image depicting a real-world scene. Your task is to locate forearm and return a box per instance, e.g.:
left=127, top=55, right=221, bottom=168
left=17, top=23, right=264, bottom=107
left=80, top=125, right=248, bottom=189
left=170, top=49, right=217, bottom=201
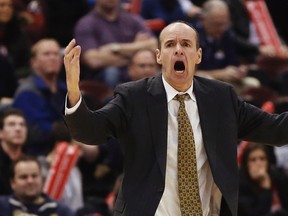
left=64, top=100, right=112, bottom=145
left=196, top=69, right=228, bottom=80
left=116, top=37, right=158, bottom=57
left=83, top=49, right=129, bottom=69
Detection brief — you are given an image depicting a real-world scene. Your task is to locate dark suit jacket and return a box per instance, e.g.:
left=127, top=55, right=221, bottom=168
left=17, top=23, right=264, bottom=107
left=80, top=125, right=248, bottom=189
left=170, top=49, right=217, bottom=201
left=64, top=75, right=288, bottom=216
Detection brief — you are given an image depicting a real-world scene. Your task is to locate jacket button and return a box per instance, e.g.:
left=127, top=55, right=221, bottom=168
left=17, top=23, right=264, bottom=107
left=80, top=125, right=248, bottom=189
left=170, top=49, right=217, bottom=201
left=158, top=187, right=164, bottom=192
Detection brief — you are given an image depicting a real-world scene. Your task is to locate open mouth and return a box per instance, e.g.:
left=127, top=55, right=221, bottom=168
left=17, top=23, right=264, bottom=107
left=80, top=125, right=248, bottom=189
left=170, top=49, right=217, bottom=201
left=174, top=61, right=185, bottom=73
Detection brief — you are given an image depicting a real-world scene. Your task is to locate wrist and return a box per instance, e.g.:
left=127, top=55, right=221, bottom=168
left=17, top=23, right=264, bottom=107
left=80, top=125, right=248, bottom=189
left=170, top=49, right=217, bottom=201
left=110, top=43, right=121, bottom=54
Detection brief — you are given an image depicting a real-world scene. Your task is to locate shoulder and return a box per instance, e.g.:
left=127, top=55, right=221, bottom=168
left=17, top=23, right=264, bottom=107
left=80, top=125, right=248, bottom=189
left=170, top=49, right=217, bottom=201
left=114, top=78, right=149, bottom=96
left=75, top=11, right=100, bottom=30
left=43, top=195, right=76, bottom=216
left=14, top=76, right=38, bottom=96
left=0, top=195, right=11, bottom=213
left=14, top=76, right=42, bottom=99
left=56, top=203, right=76, bottom=216
left=119, top=11, right=148, bottom=28
left=15, top=75, right=36, bottom=89
left=116, top=76, right=157, bottom=92
left=193, top=76, right=239, bottom=102
left=0, top=195, right=9, bottom=203
left=194, top=76, right=234, bottom=90
left=76, top=10, right=96, bottom=24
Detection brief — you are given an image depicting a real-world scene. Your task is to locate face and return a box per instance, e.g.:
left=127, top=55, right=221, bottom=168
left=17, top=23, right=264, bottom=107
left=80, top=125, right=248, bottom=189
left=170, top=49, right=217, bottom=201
left=11, top=161, right=43, bottom=202
left=128, top=50, right=158, bottom=80
left=31, top=40, right=62, bottom=76
left=97, top=0, right=119, bottom=11
left=0, top=0, right=13, bottom=23
left=0, top=115, right=27, bottom=147
left=156, top=23, right=202, bottom=92
left=247, top=149, right=268, bottom=173
left=202, top=9, right=230, bottom=39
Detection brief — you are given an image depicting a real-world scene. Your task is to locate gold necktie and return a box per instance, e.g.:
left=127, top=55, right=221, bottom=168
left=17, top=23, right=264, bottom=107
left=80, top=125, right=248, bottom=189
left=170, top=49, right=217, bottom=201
left=175, top=94, right=202, bottom=216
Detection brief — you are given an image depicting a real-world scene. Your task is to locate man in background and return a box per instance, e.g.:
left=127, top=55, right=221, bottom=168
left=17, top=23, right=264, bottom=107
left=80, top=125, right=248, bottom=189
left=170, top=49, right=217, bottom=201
left=0, top=155, right=76, bottom=215
left=0, top=108, right=27, bottom=195
left=74, top=0, right=157, bottom=88
left=13, top=38, right=66, bottom=156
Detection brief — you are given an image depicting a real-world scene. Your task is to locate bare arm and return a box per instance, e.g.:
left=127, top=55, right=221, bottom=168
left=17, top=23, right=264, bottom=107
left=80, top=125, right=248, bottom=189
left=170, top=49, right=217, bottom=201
left=196, top=65, right=248, bottom=82
left=63, top=39, right=81, bottom=107
left=82, top=32, right=158, bottom=69
left=83, top=47, right=130, bottom=69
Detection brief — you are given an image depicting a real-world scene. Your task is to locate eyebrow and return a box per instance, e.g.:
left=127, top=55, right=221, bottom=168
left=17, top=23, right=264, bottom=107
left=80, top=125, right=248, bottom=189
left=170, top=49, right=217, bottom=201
left=164, top=39, right=175, bottom=45
left=164, top=39, right=193, bottom=45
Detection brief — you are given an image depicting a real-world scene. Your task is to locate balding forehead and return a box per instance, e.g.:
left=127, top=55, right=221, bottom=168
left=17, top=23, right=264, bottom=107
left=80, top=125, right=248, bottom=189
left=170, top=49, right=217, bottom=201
left=159, top=22, right=199, bottom=48
left=160, top=22, right=195, bottom=40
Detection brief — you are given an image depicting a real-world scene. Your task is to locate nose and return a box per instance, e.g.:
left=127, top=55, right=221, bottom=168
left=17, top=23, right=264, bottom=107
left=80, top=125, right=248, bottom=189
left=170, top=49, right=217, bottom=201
left=27, top=176, right=35, bottom=183
left=174, top=43, right=184, bottom=56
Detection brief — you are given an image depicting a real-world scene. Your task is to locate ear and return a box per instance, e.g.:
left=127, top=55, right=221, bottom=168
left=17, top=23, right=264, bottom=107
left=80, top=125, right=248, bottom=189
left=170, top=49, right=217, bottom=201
left=156, top=49, right=162, bottom=64
left=196, top=48, right=202, bottom=65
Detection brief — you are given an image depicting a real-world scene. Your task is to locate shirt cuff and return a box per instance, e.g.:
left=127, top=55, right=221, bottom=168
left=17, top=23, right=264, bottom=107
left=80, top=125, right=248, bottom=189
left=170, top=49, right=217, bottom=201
left=65, top=94, right=82, bottom=115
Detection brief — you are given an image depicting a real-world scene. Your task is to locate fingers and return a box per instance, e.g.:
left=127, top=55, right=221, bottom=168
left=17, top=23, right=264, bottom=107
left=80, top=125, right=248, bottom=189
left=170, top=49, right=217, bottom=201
left=64, top=39, right=76, bottom=56
left=64, top=39, right=81, bottom=65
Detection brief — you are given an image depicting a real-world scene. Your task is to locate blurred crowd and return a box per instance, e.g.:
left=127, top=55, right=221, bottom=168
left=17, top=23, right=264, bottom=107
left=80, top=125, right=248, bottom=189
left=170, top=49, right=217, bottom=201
left=0, top=0, right=288, bottom=215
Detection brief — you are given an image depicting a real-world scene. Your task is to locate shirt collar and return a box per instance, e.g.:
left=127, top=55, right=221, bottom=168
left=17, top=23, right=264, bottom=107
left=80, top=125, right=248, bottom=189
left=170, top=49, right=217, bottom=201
left=162, top=75, right=195, bottom=103
left=33, top=73, right=66, bottom=92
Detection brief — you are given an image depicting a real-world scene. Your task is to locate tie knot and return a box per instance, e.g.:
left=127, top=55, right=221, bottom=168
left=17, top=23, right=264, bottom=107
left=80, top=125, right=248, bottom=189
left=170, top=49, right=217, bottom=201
left=175, top=94, right=188, bottom=102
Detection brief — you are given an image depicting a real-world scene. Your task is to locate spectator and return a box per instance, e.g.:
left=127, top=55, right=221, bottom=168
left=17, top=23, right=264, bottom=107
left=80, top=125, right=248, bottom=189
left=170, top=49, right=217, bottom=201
left=74, top=0, right=157, bottom=88
left=195, top=0, right=260, bottom=93
left=0, top=0, right=31, bottom=79
left=224, top=0, right=288, bottom=95
left=0, top=155, right=76, bottom=216
left=0, top=108, right=27, bottom=195
left=224, top=0, right=287, bottom=63
left=128, top=48, right=160, bottom=81
left=13, top=38, right=66, bottom=156
left=238, top=143, right=288, bottom=216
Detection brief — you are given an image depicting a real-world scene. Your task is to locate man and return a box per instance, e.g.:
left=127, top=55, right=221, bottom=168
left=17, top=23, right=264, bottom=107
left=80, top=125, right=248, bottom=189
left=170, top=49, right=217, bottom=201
left=63, top=21, right=288, bottom=215
left=195, top=0, right=249, bottom=85
left=13, top=38, right=67, bottom=156
left=73, top=0, right=157, bottom=87
left=128, top=48, right=160, bottom=81
left=0, top=108, right=27, bottom=195
left=0, top=155, right=76, bottom=215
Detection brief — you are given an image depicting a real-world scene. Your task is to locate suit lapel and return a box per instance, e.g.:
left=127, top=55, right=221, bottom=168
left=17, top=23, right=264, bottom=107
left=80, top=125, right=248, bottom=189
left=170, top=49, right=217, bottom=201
left=147, top=75, right=168, bottom=179
left=146, top=76, right=220, bottom=180
left=194, top=78, right=219, bottom=169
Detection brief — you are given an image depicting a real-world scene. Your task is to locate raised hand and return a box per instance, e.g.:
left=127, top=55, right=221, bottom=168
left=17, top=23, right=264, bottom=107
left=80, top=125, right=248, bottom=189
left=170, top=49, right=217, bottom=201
left=64, top=39, right=82, bottom=107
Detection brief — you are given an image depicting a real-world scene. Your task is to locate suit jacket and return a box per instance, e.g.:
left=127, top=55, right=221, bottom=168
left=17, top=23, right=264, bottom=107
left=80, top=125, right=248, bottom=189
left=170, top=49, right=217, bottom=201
left=64, top=75, right=288, bottom=216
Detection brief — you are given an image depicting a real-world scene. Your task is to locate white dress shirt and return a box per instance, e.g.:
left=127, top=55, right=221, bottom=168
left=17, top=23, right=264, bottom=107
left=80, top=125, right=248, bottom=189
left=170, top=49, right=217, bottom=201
left=155, top=77, right=221, bottom=216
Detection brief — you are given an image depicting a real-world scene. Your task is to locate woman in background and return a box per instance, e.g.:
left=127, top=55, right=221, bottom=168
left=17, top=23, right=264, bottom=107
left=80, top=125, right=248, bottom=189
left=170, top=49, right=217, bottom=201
left=238, top=143, right=288, bottom=216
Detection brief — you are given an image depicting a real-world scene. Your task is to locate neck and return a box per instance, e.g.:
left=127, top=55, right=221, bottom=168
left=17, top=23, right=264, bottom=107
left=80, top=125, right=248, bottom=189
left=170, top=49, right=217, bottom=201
left=1, top=143, right=22, bottom=160
left=17, top=194, right=45, bottom=205
left=38, top=73, right=58, bottom=93
left=173, top=83, right=191, bottom=92
left=96, top=5, right=119, bottom=21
